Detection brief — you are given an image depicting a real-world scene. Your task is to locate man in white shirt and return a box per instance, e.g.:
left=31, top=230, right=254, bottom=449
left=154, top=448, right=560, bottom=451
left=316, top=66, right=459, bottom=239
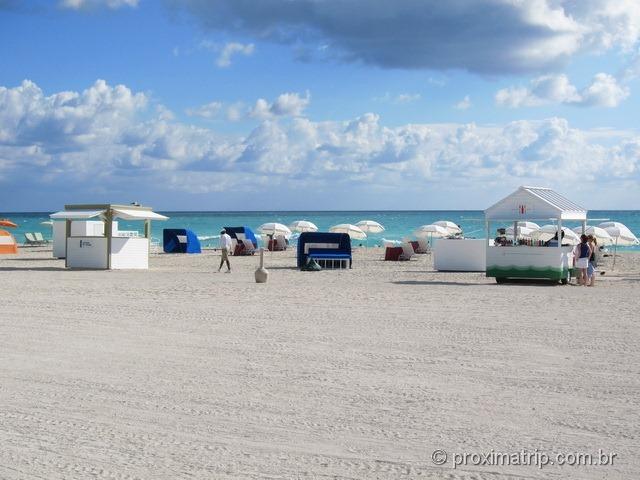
left=218, top=229, right=232, bottom=272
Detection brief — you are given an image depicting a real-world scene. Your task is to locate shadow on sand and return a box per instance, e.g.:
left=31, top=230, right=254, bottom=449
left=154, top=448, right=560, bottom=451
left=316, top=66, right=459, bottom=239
left=0, top=266, right=66, bottom=272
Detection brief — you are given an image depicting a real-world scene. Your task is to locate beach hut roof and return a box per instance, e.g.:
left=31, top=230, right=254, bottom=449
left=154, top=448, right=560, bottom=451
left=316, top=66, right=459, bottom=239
left=484, top=186, right=587, bottom=221
left=51, top=204, right=168, bottom=221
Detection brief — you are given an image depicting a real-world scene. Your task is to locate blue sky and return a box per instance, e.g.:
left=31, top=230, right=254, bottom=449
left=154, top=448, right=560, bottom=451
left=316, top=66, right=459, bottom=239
left=1, top=0, right=640, bottom=211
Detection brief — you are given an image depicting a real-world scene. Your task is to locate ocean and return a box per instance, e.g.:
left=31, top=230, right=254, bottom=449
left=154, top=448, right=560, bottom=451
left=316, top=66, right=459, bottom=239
left=2, top=210, right=639, bottom=250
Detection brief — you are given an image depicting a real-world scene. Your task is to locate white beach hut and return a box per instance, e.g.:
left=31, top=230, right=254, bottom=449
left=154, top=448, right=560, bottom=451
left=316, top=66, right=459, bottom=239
left=50, top=204, right=168, bottom=269
left=485, top=186, right=587, bottom=283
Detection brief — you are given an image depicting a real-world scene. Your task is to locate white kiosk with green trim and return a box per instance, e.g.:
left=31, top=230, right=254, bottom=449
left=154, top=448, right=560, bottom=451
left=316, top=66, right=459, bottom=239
left=485, top=187, right=587, bottom=284
left=50, top=204, right=168, bottom=269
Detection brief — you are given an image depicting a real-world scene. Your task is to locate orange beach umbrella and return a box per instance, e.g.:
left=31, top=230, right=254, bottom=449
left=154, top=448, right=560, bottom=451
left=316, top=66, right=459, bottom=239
left=0, top=219, right=17, bottom=228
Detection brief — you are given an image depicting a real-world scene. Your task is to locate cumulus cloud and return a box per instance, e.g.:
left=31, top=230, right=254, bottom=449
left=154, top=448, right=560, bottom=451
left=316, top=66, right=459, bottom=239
left=375, top=93, right=421, bottom=105
left=250, top=91, right=310, bottom=119
left=167, top=0, right=640, bottom=74
left=186, top=101, right=222, bottom=119
left=216, top=42, right=254, bottom=68
left=496, top=73, right=629, bottom=108
left=60, top=0, right=138, bottom=9
left=1, top=80, right=638, bottom=206
left=454, top=95, right=472, bottom=110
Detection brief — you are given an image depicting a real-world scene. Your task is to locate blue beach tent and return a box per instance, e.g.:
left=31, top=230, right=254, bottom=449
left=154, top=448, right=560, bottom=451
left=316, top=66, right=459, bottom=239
left=163, top=229, right=201, bottom=254
left=297, top=232, right=352, bottom=269
left=223, top=226, right=258, bottom=247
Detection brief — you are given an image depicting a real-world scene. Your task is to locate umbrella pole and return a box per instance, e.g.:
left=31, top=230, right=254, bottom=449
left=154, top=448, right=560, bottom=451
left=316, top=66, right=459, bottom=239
left=612, top=236, right=618, bottom=271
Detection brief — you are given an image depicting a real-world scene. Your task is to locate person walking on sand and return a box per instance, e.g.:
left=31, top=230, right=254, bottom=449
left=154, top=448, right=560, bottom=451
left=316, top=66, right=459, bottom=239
left=218, top=229, right=232, bottom=273
left=574, top=234, right=592, bottom=286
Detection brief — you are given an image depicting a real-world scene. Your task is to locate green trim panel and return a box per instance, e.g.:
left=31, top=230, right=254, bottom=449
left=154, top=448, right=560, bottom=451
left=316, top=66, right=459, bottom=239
left=486, top=265, right=568, bottom=280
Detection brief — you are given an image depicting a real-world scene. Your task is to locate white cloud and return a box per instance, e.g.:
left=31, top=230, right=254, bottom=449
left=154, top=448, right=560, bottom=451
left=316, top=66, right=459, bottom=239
left=186, top=101, right=222, bottom=119
left=60, top=0, right=138, bottom=9
left=375, top=93, right=421, bottom=105
left=216, top=42, right=255, bottom=68
left=250, top=91, right=310, bottom=119
left=171, top=0, right=640, bottom=74
left=1, top=80, right=638, bottom=206
left=454, top=95, right=472, bottom=110
left=496, top=73, right=629, bottom=108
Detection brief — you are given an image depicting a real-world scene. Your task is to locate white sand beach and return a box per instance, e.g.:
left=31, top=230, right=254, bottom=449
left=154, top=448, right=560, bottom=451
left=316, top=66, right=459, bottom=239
left=1, top=247, right=639, bottom=479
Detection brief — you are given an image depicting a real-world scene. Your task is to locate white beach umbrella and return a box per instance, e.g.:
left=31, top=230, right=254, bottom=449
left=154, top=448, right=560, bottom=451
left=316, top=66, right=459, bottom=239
left=572, top=226, right=614, bottom=246
left=506, top=226, right=536, bottom=238
left=534, top=225, right=580, bottom=245
left=433, top=220, right=462, bottom=235
left=414, top=224, right=449, bottom=238
left=289, top=220, right=318, bottom=233
left=329, top=223, right=367, bottom=240
left=516, top=221, right=541, bottom=230
left=597, top=222, right=639, bottom=246
left=597, top=222, right=638, bottom=271
left=258, top=222, right=292, bottom=237
left=355, top=220, right=385, bottom=234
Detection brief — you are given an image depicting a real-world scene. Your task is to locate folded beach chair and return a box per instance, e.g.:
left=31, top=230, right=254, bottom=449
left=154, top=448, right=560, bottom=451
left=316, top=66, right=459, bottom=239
left=399, top=242, right=415, bottom=261
left=416, top=239, right=430, bottom=254
left=24, top=233, right=41, bottom=246
left=274, top=235, right=287, bottom=251
left=34, top=232, right=50, bottom=244
left=229, top=238, right=238, bottom=255
left=242, top=239, right=256, bottom=255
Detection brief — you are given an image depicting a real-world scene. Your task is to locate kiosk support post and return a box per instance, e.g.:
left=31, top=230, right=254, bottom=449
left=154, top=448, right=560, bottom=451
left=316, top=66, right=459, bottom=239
left=485, top=220, right=490, bottom=246
left=105, top=209, right=113, bottom=270
left=557, top=219, right=562, bottom=249
left=64, top=219, right=71, bottom=268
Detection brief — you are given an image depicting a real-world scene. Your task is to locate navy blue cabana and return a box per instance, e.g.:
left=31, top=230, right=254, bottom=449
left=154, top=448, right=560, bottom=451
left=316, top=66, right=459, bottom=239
left=297, top=232, right=352, bottom=269
left=163, top=229, right=201, bottom=254
left=223, top=226, right=258, bottom=247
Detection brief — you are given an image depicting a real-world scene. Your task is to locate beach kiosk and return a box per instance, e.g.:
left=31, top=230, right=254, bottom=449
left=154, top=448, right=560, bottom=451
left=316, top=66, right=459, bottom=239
left=50, top=204, right=168, bottom=269
left=485, top=186, right=587, bottom=284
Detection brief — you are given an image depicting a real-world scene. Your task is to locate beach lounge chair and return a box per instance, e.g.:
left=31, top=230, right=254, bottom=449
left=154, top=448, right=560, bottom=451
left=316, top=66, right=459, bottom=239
left=384, top=246, right=403, bottom=261
left=34, top=232, right=50, bottom=244
left=399, top=242, right=415, bottom=261
left=24, top=233, right=42, bottom=246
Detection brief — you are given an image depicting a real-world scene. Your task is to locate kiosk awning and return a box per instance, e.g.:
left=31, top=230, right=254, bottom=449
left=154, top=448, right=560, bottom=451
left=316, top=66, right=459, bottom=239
left=112, top=208, right=169, bottom=221
left=50, top=210, right=104, bottom=220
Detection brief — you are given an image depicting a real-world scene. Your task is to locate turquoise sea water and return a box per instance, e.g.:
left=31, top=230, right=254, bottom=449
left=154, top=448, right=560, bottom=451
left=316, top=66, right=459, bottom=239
left=2, top=210, right=639, bottom=250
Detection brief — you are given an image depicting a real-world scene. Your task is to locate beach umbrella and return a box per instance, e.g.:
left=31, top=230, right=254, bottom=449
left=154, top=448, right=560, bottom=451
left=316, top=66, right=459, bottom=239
left=516, top=221, right=541, bottom=230
left=0, top=219, right=17, bottom=228
left=289, top=220, right=318, bottom=233
left=572, top=226, right=614, bottom=246
left=433, top=220, right=462, bottom=235
left=329, top=224, right=367, bottom=240
left=534, top=225, right=580, bottom=245
left=506, top=226, right=536, bottom=238
left=258, top=222, right=292, bottom=237
left=597, top=222, right=639, bottom=246
left=414, top=224, right=449, bottom=238
left=355, top=220, right=385, bottom=234
left=598, top=222, right=639, bottom=271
